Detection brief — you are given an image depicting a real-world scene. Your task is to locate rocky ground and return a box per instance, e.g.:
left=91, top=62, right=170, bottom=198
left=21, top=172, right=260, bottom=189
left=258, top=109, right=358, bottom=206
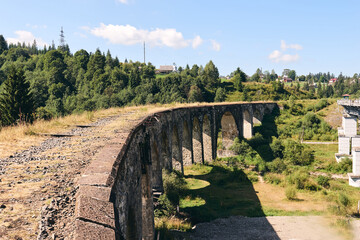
left=0, top=111, right=140, bottom=240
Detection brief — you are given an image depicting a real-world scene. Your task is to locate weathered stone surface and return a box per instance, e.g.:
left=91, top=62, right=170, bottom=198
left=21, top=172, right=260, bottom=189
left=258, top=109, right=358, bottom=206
left=76, top=102, right=277, bottom=239
left=76, top=185, right=111, bottom=202
left=75, top=195, right=115, bottom=229
left=74, top=219, right=115, bottom=240
left=78, top=173, right=109, bottom=186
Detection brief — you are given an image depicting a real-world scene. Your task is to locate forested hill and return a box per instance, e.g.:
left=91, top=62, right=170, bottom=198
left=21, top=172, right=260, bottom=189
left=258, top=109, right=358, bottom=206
left=0, top=34, right=357, bottom=127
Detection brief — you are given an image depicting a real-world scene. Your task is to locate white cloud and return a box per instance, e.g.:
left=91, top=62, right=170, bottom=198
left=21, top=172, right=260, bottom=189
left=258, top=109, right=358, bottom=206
left=211, top=40, right=221, bottom=51
left=192, top=35, right=203, bottom=49
left=7, top=30, right=48, bottom=47
left=268, top=50, right=299, bottom=63
left=117, top=0, right=128, bottom=3
left=280, top=40, right=302, bottom=50
left=90, top=23, right=203, bottom=49
left=26, top=24, right=47, bottom=29
left=269, top=40, right=302, bottom=63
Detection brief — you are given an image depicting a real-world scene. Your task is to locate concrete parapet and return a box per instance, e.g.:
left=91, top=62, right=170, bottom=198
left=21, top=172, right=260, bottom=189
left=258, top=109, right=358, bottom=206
left=348, top=173, right=360, bottom=188
left=335, top=153, right=352, bottom=163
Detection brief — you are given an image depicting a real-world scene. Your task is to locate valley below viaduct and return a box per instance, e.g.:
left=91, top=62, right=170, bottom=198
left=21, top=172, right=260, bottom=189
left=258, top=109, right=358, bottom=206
left=74, top=102, right=277, bottom=239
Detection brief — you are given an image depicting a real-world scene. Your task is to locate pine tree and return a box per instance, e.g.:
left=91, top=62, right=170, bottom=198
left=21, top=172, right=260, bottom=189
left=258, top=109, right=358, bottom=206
left=0, top=66, right=33, bottom=126
left=0, top=35, right=8, bottom=54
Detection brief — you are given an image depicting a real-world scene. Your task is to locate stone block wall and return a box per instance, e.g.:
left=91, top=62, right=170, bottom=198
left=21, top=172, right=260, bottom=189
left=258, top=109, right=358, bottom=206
left=73, top=102, right=277, bottom=239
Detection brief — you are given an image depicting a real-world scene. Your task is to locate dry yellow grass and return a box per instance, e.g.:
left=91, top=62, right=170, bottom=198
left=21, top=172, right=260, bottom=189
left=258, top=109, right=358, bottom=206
left=254, top=181, right=329, bottom=212
left=0, top=102, right=244, bottom=158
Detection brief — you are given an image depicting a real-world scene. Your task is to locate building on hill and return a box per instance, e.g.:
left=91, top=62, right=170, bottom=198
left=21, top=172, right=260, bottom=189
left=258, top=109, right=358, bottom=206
left=282, top=76, right=293, bottom=83
left=157, top=64, right=177, bottom=74
left=329, top=78, right=338, bottom=85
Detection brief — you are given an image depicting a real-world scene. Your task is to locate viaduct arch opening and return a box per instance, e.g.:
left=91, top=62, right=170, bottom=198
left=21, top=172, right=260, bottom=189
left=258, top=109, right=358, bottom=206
left=221, top=111, right=239, bottom=149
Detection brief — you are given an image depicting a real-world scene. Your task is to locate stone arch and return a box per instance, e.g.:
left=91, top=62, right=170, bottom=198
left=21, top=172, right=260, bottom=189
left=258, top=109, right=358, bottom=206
left=253, top=109, right=262, bottom=125
left=171, top=125, right=182, bottom=172
left=221, top=111, right=239, bottom=149
left=151, top=139, right=162, bottom=191
left=243, top=109, right=252, bottom=139
left=193, top=117, right=202, bottom=164
left=203, top=115, right=212, bottom=162
left=161, top=130, right=171, bottom=171
left=182, top=120, right=192, bottom=166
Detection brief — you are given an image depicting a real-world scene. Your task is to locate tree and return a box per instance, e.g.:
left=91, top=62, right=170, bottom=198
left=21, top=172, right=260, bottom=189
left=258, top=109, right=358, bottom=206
left=233, top=68, right=246, bottom=91
left=74, top=49, right=90, bottom=70
left=214, top=87, right=226, bottom=102
left=0, top=35, right=8, bottom=54
left=188, top=85, right=203, bottom=102
left=288, top=70, right=296, bottom=80
left=0, top=66, right=33, bottom=126
left=202, top=60, right=219, bottom=89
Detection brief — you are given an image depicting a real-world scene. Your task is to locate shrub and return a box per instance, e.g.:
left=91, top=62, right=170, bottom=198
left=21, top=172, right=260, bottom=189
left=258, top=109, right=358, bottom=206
left=283, top=140, right=314, bottom=166
left=285, top=186, right=297, bottom=200
left=304, top=178, right=321, bottom=191
left=229, top=137, right=250, bottom=155
left=267, top=158, right=286, bottom=173
left=338, top=193, right=351, bottom=208
left=316, top=175, right=331, bottom=188
left=154, top=194, right=176, bottom=217
left=162, top=170, right=186, bottom=206
left=287, top=169, right=309, bottom=189
left=264, top=173, right=282, bottom=185
left=270, top=137, right=284, bottom=159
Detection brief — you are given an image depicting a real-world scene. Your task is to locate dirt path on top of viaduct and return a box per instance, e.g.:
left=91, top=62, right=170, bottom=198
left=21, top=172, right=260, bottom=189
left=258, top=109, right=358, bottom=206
left=0, top=109, right=145, bottom=240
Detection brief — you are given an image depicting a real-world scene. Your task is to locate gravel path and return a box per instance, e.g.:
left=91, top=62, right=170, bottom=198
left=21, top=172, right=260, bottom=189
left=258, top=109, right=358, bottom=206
left=0, top=113, right=126, bottom=239
left=180, top=216, right=354, bottom=240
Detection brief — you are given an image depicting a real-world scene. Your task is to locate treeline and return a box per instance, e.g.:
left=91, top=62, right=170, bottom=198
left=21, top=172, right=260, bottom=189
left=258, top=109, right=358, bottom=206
left=0, top=35, right=224, bottom=126
left=0, top=32, right=358, bottom=127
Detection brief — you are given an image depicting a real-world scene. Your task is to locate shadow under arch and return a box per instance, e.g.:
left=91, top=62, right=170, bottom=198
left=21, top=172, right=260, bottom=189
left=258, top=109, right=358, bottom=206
left=161, top=130, right=171, bottom=171
left=247, top=105, right=280, bottom=162
left=180, top=165, right=280, bottom=239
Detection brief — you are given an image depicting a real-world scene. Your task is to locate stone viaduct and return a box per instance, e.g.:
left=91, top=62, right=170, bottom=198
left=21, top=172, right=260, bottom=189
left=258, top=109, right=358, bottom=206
left=73, top=102, right=277, bottom=239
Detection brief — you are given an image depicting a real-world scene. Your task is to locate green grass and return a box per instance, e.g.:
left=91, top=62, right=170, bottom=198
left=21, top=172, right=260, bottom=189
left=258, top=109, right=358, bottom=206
left=262, top=208, right=324, bottom=216
left=307, top=144, right=337, bottom=163
left=181, top=164, right=266, bottom=224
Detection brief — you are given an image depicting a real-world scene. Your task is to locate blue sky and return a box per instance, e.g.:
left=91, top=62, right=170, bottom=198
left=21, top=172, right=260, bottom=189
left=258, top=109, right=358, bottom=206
left=1, top=0, right=359, bottom=76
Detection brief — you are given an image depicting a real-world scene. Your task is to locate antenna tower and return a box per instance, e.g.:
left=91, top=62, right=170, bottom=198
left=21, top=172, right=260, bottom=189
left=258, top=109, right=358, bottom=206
left=59, top=27, right=66, bottom=49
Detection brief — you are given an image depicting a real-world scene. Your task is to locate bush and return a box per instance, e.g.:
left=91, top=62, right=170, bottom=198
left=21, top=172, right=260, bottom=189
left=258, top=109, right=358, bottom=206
left=287, top=169, right=309, bottom=189
left=338, top=193, right=351, bottom=208
left=285, top=186, right=297, bottom=200
left=229, top=137, right=250, bottom=155
left=154, top=194, right=176, bottom=217
left=316, top=175, right=331, bottom=188
left=162, top=170, right=186, bottom=206
left=283, top=140, right=314, bottom=166
left=267, top=158, right=286, bottom=173
left=304, top=178, right=321, bottom=191
left=264, top=173, right=282, bottom=185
